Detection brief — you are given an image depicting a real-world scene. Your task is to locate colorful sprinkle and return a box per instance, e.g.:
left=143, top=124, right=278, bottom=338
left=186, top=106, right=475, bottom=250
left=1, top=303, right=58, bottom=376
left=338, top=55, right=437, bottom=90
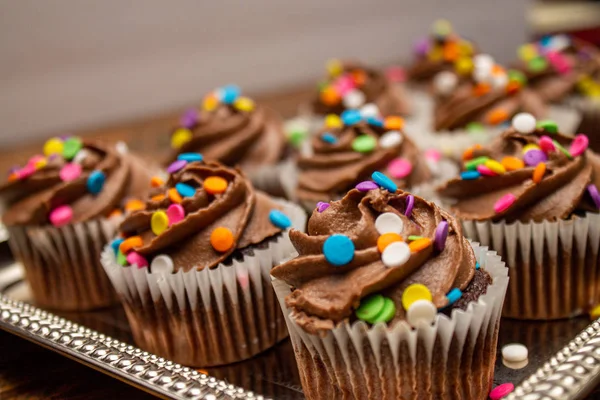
left=433, top=71, right=458, bottom=95
left=119, top=236, right=143, bottom=254
left=59, top=163, right=82, bottom=182
left=62, top=137, right=83, bottom=160
left=372, top=171, right=397, bottom=193
left=446, top=288, right=462, bottom=305
left=538, top=136, right=556, bottom=153
left=316, top=202, right=330, bottom=213
left=489, top=383, right=514, bottom=400
left=175, top=182, right=196, bottom=198
left=152, top=194, right=165, bottom=203
left=409, top=237, right=431, bottom=253
left=406, top=299, right=437, bottom=326
left=326, top=59, right=343, bottom=77
left=434, top=221, right=449, bottom=252
left=168, top=188, right=183, bottom=204
left=269, top=209, right=291, bottom=229
left=524, top=149, right=548, bottom=167
left=125, top=199, right=145, bottom=212
left=323, top=234, right=355, bottom=266
left=341, top=109, right=362, bottom=125
left=501, top=156, right=525, bottom=171
left=324, top=114, right=343, bottom=129
left=553, top=139, right=572, bottom=159
left=356, top=181, right=379, bottom=192
left=371, top=297, right=396, bottom=323
left=342, top=89, right=366, bottom=109
left=86, top=170, right=106, bottom=195
left=234, top=96, right=255, bottom=112
left=387, top=158, right=413, bottom=179
left=150, top=254, right=174, bottom=274
left=502, top=343, right=528, bottom=363
left=203, top=94, right=218, bottom=111
left=402, top=283, right=432, bottom=311
left=151, top=211, right=169, bottom=236
left=43, top=138, right=64, bottom=156
left=476, top=262, right=480, bottom=270
left=111, top=238, right=124, bottom=255
left=116, top=250, right=127, bottom=266
left=460, top=170, right=481, bottom=180
left=218, top=84, right=241, bottom=104
left=377, top=233, right=403, bottom=253
left=462, top=145, right=481, bottom=161
left=381, top=241, right=411, bottom=268
left=464, top=156, right=489, bottom=171
left=477, top=165, right=496, bottom=177
left=210, top=227, right=234, bottom=252
left=487, top=108, right=509, bottom=125
left=591, top=304, right=600, bottom=320
left=405, top=195, right=415, bottom=217
left=203, top=176, right=228, bottom=194
left=375, top=212, right=404, bottom=235
left=484, top=159, right=506, bottom=175
left=511, top=113, right=537, bottom=134
left=384, top=116, right=404, bottom=130
left=150, top=176, right=164, bottom=188
left=360, top=103, right=380, bottom=119
left=167, top=160, right=187, bottom=174
left=466, top=122, right=484, bottom=133
left=166, top=204, right=185, bottom=225
left=379, top=131, right=403, bottom=149
left=494, top=193, right=516, bottom=214
left=49, top=205, right=73, bottom=227
left=352, top=135, right=377, bottom=153
left=17, top=165, right=35, bottom=180
left=532, top=163, right=546, bottom=184
left=177, top=153, right=203, bottom=163
left=179, top=109, right=198, bottom=128
left=536, top=120, right=558, bottom=133
left=171, top=128, right=193, bottom=149
left=408, top=235, right=424, bottom=241
left=355, top=294, right=384, bottom=322
left=321, top=132, right=338, bottom=144
left=588, top=184, right=600, bottom=209
left=569, top=134, right=589, bottom=157
left=126, top=251, right=148, bottom=268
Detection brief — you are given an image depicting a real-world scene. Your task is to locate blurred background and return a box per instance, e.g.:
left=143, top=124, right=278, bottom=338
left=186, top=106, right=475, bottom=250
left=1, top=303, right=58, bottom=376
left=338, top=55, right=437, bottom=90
left=0, top=0, right=599, bottom=148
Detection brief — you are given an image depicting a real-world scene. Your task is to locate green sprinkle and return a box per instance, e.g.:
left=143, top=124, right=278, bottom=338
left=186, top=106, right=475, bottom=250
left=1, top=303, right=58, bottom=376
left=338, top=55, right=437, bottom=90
left=536, top=120, right=558, bottom=134
left=317, top=81, right=328, bottom=90
left=355, top=294, right=384, bottom=322
left=464, top=156, right=489, bottom=171
left=117, top=250, right=128, bottom=266
left=408, top=235, right=424, bottom=241
left=62, top=137, right=83, bottom=160
left=466, top=122, right=484, bottom=133
left=287, top=129, right=306, bottom=148
left=553, top=139, right=573, bottom=159
left=352, top=135, right=377, bottom=153
left=508, top=69, right=527, bottom=85
left=371, top=298, right=396, bottom=324
left=527, top=56, right=548, bottom=73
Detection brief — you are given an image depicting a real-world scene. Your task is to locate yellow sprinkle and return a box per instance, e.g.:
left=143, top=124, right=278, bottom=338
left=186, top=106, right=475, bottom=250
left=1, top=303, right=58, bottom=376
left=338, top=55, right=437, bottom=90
left=151, top=211, right=169, bottom=236
left=171, top=128, right=192, bottom=149
left=522, top=144, right=541, bottom=154
left=326, top=59, right=343, bottom=77
left=34, top=158, right=48, bottom=170
left=458, top=40, right=474, bottom=56
left=234, top=96, right=255, bottom=112
left=484, top=159, right=506, bottom=175
left=43, top=137, right=64, bottom=156
left=428, top=46, right=443, bottom=62
left=591, top=304, right=600, bottom=320
left=454, top=57, right=474, bottom=75
left=324, top=114, right=343, bottom=129
left=401, top=284, right=433, bottom=311
left=518, top=43, right=538, bottom=62
left=203, top=95, right=218, bottom=111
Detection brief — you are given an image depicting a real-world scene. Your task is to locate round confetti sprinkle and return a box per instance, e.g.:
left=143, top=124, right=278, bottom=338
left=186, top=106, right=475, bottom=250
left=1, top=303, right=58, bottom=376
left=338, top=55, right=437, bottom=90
left=409, top=237, right=431, bottom=253
left=210, top=227, right=234, bottom=252
left=175, top=182, right=196, bottom=198
left=269, top=209, right=291, bottom=229
left=372, top=171, right=397, bottom=193
left=372, top=297, right=396, bottom=323
left=316, top=202, right=330, bottom=213
left=111, top=238, right=124, bottom=255
left=168, top=188, right=182, bottom=204
left=323, top=234, right=355, bottom=266
left=62, top=137, right=83, bottom=160
left=375, top=212, right=404, bottom=235
left=341, top=109, right=362, bottom=125
left=352, top=135, right=377, bottom=153
left=484, top=159, right=506, bottom=175
left=433, top=71, right=458, bottom=95
left=43, top=137, right=64, bottom=156
left=151, top=211, right=169, bottom=236
left=402, top=283, right=432, bottom=311
left=538, top=135, right=556, bottom=153
left=502, top=343, right=528, bottom=363
left=86, top=170, right=106, bottom=194
left=501, top=156, right=525, bottom=171
left=125, top=199, right=145, bottom=212
left=523, top=149, right=548, bottom=167
left=203, top=94, right=218, bottom=111
left=49, top=205, right=73, bottom=227
left=150, top=176, right=164, bottom=188
left=116, top=250, right=128, bottom=266
left=532, top=162, right=546, bottom=183
left=360, top=103, right=380, bottom=119
left=72, top=149, right=89, bottom=164
left=150, top=254, right=174, bottom=274
left=588, top=184, right=600, bottom=210
left=379, top=131, right=403, bottom=149
left=384, top=116, right=404, bottom=130
left=321, top=132, right=338, bottom=144
left=59, top=163, right=82, bottom=182
left=167, top=160, right=187, bottom=174
left=434, top=221, right=449, bottom=251
left=219, top=84, right=241, bottom=104
left=171, top=128, right=193, bottom=149
left=408, top=235, right=424, bottom=241
left=404, top=195, right=415, bottom=217
left=377, top=233, right=403, bottom=253
left=177, top=153, right=203, bottom=163
left=355, top=294, right=384, bottom=322
left=536, top=119, right=558, bottom=133
left=477, top=164, right=496, bottom=177
left=203, top=176, right=228, bottom=194
left=460, top=170, right=481, bottom=180
left=166, top=204, right=185, bottom=225
left=381, top=241, right=410, bottom=268
left=489, top=383, right=514, bottom=400
left=424, top=149, right=441, bottom=163
left=342, top=89, right=366, bottom=109
left=591, top=304, right=600, bottom=320
left=234, top=96, right=255, bottom=112
left=464, top=156, right=489, bottom=171
left=406, top=299, right=437, bottom=327
left=446, top=288, right=462, bottom=305
left=494, top=193, right=516, bottom=214
left=324, top=114, right=343, bottom=129
left=151, top=194, right=165, bottom=202
left=387, top=158, right=413, bottom=179
left=569, top=134, right=589, bottom=157
left=179, top=109, right=198, bottom=128
left=511, top=113, right=537, bottom=134
left=119, top=236, right=143, bottom=254
left=355, top=181, right=378, bottom=192
left=126, top=251, right=148, bottom=268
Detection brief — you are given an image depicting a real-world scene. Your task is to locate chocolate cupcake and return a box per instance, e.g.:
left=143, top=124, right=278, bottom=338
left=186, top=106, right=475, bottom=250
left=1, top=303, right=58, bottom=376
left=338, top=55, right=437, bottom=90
left=271, top=180, right=508, bottom=399
left=101, top=157, right=306, bottom=367
left=438, top=114, right=600, bottom=319
left=166, top=85, right=289, bottom=196
left=291, top=109, right=433, bottom=210
left=0, top=137, right=152, bottom=310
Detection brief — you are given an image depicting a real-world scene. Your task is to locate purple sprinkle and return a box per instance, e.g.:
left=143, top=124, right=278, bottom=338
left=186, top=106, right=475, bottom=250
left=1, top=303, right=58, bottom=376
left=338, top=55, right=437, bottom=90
left=48, top=154, right=58, bottom=161
left=316, top=202, right=330, bottom=213
left=356, top=181, right=379, bottom=192
left=523, top=149, right=548, bottom=167
left=8, top=165, right=20, bottom=174
left=60, top=134, right=71, bottom=140
left=167, top=159, right=187, bottom=174
left=413, top=37, right=430, bottom=57
left=180, top=108, right=199, bottom=128
left=588, top=184, right=600, bottom=210
left=434, top=221, right=449, bottom=252
left=404, top=195, right=415, bottom=217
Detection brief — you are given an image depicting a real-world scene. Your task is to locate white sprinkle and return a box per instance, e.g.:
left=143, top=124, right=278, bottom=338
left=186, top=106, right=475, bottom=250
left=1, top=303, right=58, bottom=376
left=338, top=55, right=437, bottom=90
left=116, top=141, right=129, bottom=155
left=433, top=71, right=458, bottom=95
left=342, top=89, right=366, bottom=109
left=379, top=130, right=403, bottom=149
left=474, top=54, right=495, bottom=71
left=360, top=103, right=380, bottom=119
left=150, top=254, right=174, bottom=274
left=502, top=343, right=528, bottom=363
left=73, top=149, right=90, bottom=164
left=511, top=113, right=537, bottom=134
left=491, top=72, right=508, bottom=90
left=406, top=299, right=437, bottom=327
left=549, top=34, right=570, bottom=52
left=381, top=241, right=410, bottom=268
left=375, top=212, right=404, bottom=235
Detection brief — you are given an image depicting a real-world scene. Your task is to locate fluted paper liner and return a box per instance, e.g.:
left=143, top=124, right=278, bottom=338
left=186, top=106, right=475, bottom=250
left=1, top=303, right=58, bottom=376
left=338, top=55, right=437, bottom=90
left=272, top=242, right=509, bottom=399
left=6, top=218, right=120, bottom=311
left=100, top=199, right=306, bottom=367
left=250, top=159, right=297, bottom=200
left=462, top=212, right=600, bottom=320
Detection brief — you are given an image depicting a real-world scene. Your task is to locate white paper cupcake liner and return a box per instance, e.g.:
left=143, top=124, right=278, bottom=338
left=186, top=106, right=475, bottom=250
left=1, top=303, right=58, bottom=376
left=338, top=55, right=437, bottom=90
left=461, top=212, right=600, bottom=320
left=7, top=217, right=120, bottom=311
left=100, top=199, right=307, bottom=367
left=272, top=242, right=509, bottom=400
left=250, top=159, right=297, bottom=201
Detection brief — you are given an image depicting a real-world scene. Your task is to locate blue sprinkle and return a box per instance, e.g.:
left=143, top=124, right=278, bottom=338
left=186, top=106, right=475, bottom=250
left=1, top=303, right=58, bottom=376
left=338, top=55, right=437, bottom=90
left=269, top=209, right=291, bottom=229
left=321, top=132, right=338, bottom=144
left=323, top=234, right=355, bottom=266
left=177, top=153, right=203, bottom=163
left=371, top=171, right=397, bottom=193
left=366, top=116, right=384, bottom=127
left=220, top=84, right=241, bottom=104
left=540, top=35, right=553, bottom=47
left=446, top=288, right=463, bottom=306
left=87, top=170, right=106, bottom=195
left=341, top=109, right=362, bottom=125
left=476, top=262, right=480, bottom=270
left=175, top=182, right=196, bottom=198
left=111, top=238, right=124, bottom=256
left=460, top=170, right=481, bottom=180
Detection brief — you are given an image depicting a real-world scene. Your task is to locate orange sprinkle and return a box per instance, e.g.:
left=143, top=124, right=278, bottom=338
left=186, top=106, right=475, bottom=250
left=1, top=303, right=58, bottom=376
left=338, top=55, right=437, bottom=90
left=377, top=233, right=403, bottom=253
left=203, top=176, right=228, bottom=195
left=108, top=209, right=122, bottom=219
left=197, top=369, right=208, bottom=375
left=486, top=109, right=510, bottom=125
left=533, top=162, right=546, bottom=183
left=462, top=144, right=482, bottom=161
left=473, top=83, right=491, bottom=97
left=119, top=236, right=143, bottom=254
left=151, top=194, right=166, bottom=202
left=351, top=70, right=367, bottom=86
left=210, top=227, right=234, bottom=252
left=506, top=81, right=521, bottom=94
left=501, top=156, right=525, bottom=171
left=409, top=237, right=432, bottom=253
left=125, top=199, right=146, bottom=212
left=384, top=116, right=404, bottom=130
left=443, top=42, right=459, bottom=62
left=168, top=188, right=182, bottom=204
left=7, top=172, right=18, bottom=182
left=320, top=87, right=341, bottom=106
left=491, top=65, right=504, bottom=75
left=150, top=176, right=164, bottom=188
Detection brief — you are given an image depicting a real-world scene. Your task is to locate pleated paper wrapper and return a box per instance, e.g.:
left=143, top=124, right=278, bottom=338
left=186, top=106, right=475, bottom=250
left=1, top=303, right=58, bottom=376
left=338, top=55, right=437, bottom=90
left=272, top=242, right=509, bottom=400
left=6, top=218, right=120, bottom=311
left=100, top=199, right=306, bottom=367
left=462, top=212, right=600, bottom=320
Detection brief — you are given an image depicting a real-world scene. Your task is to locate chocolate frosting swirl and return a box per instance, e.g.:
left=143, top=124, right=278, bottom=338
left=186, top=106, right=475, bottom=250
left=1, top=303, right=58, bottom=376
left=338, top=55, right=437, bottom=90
left=296, top=119, right=431, bottom=203
left=438, top=128, right=600, bottom=222
left=1, top=140, right=150, bottom=226
left=119, top=161, right=283, bottom=272
left=271, top=188, right=476, bottom=334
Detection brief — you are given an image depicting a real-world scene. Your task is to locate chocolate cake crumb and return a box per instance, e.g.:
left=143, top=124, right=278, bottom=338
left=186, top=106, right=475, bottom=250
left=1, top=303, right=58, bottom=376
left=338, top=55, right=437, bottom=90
left=442, top=268, right=493, bottom=315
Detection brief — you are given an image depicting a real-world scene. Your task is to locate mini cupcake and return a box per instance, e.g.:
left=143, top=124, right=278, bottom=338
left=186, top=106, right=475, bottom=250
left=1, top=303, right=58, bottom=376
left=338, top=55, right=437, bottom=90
left=101, top=157, right=306, bottom=367
left=271, top=180, right=509, bottom=399
left=438, top=114, right=600, bottom=319
left=166, top=85, right=289, bottom=196
left=0, top=137, right=152, bottom=310
left=290, top=108, right=434, bottom=210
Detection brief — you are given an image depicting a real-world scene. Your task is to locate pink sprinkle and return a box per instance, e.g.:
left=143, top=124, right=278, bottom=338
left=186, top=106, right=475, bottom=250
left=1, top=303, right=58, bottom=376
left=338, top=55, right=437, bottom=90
left=569, top=134, right=589, bottom=157
left=17, top=164, right=36, bottom=179
left=388, top=158, right=413, bottom=179
left=494, top=194, right=516, bottom=214
left=538, top=135, right=556, bottom=154
left=424, top=149, right=442, bottom=162
left=49, top=205, right=73, bottom=227
left=489, top=383, right=514, bottom=400
left=385, top=66, right=406, bottom=83
left=334, top=75, right=356, bottom=96
left=477, top=164, right=497, bottom=177
left=59, top=163, right=82, bottom=182
left=28, top=154, right=45, bottom=166
left=166, top=204, right=185, bottom=225
left=126, top=251, right=148, bottom=268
